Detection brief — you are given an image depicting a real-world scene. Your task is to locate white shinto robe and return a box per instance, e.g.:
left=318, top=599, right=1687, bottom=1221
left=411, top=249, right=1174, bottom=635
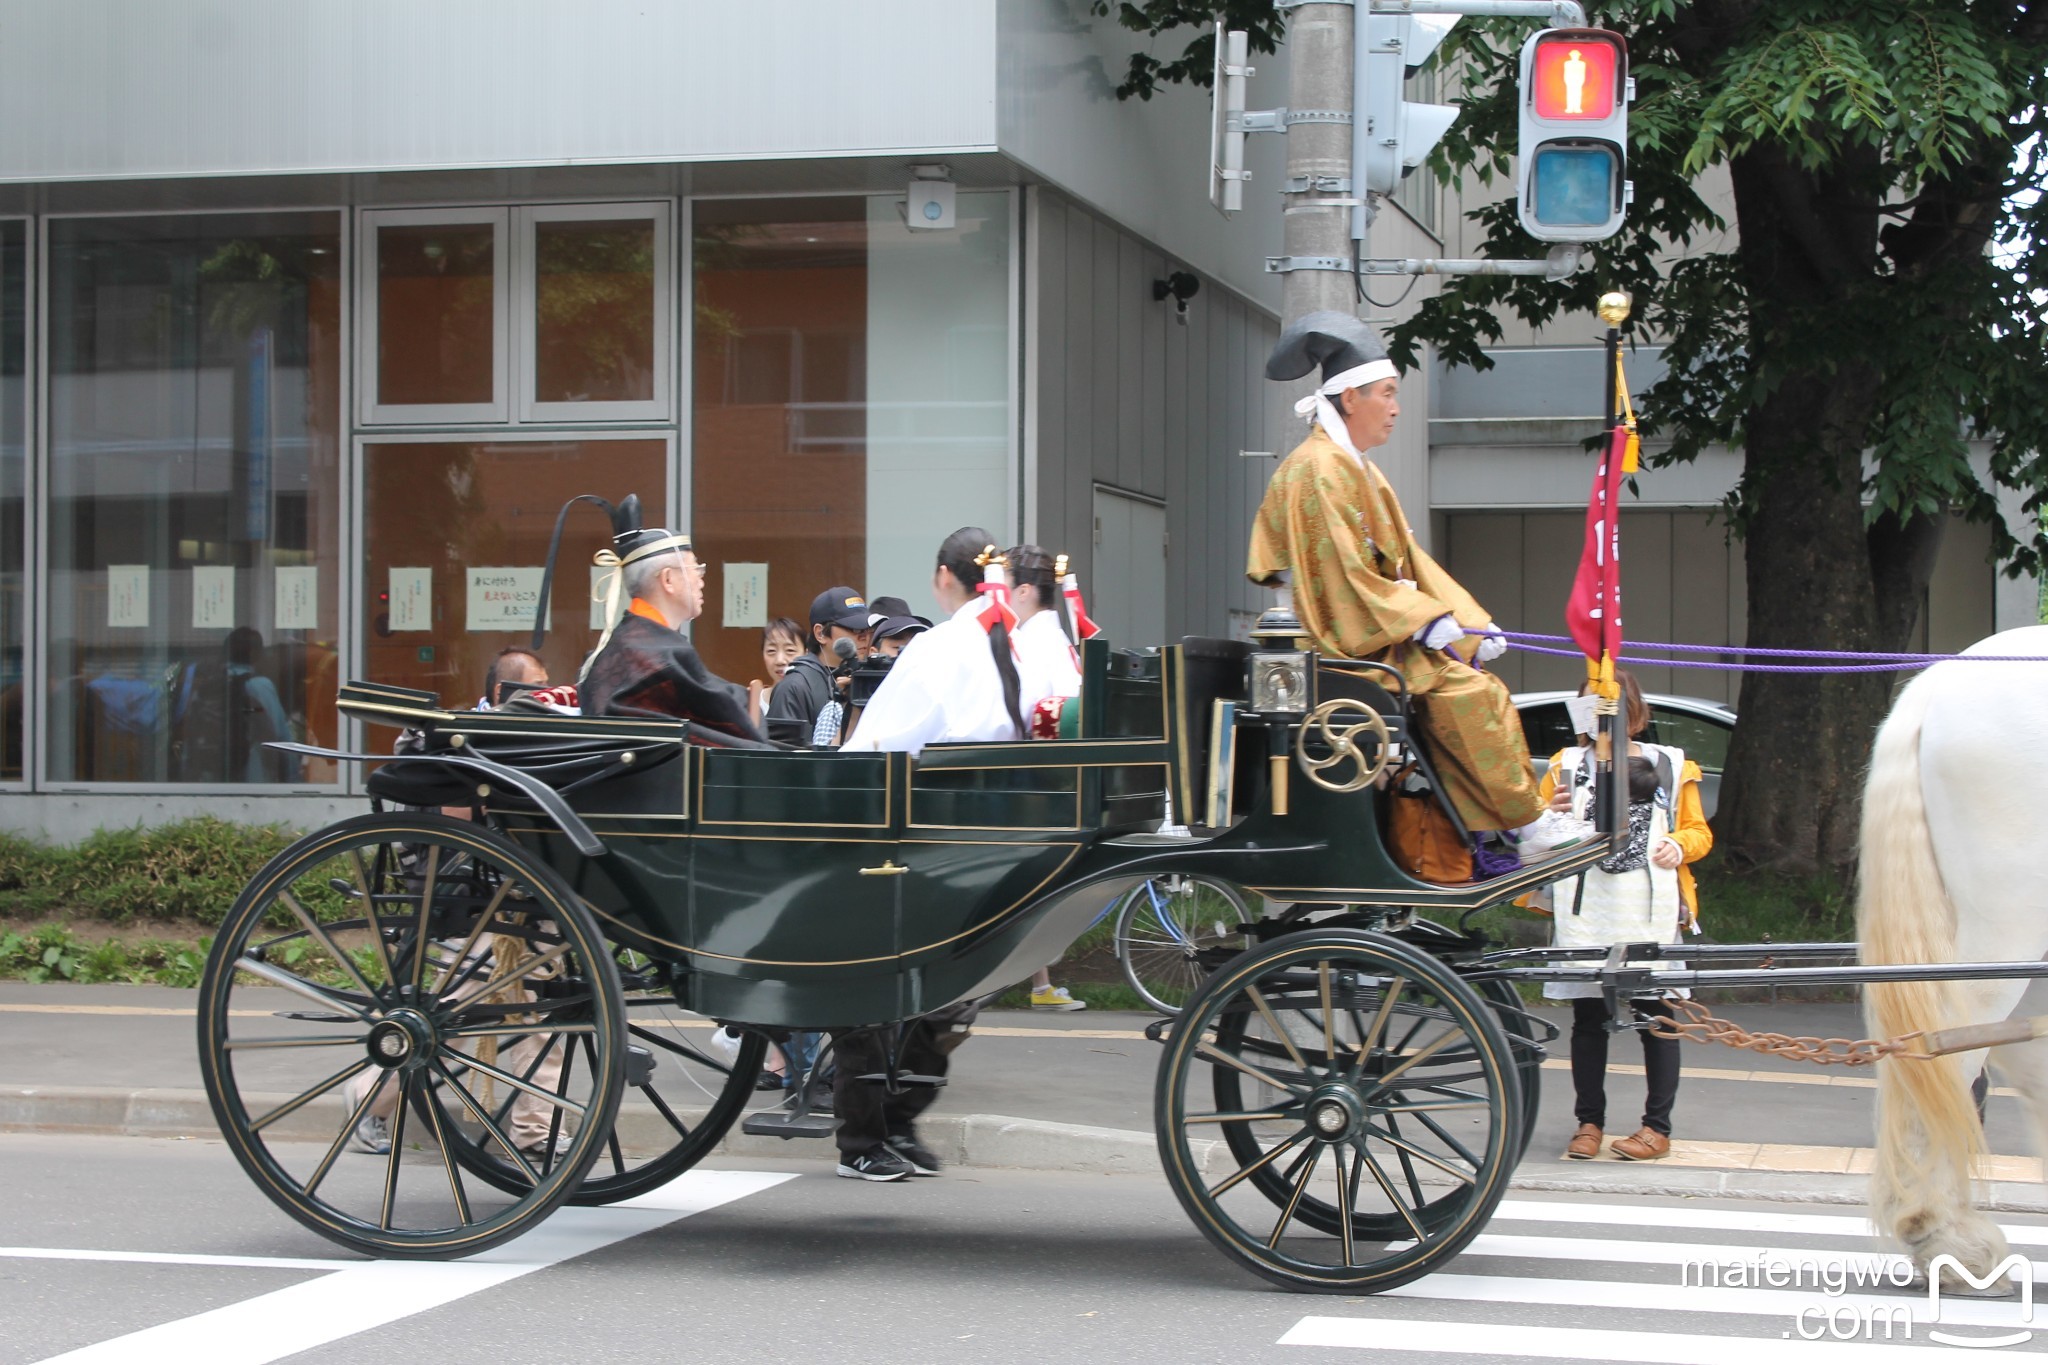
left=842, top=598, right=1022, bottom=753
left=1013, top=606, right=1081, bottom=714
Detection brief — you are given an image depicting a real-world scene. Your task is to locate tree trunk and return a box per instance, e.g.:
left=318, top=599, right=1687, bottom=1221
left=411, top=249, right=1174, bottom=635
left=1708, top=148, right=1946, bottom=875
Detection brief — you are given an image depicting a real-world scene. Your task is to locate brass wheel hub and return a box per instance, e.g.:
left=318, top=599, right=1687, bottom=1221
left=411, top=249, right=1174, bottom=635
left=366, top=1009, right=436, bottom=1072
left=1306, top=1083, right=1365, bottom=1143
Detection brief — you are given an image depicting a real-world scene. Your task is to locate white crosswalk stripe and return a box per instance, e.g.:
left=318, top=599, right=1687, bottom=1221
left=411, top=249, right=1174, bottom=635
left=1280, top=1199, right=2048, bottom=1359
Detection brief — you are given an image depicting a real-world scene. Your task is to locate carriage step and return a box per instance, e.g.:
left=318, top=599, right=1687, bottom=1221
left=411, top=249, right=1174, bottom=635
left=851, top=1072, right=947, bottom=1088
left=740, top=1110, right=837, bottom=1140
left=625, top=1044, right=656, bottom=1087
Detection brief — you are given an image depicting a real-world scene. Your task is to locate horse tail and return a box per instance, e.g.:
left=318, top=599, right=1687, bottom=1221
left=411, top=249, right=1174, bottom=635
left=1859, top=668, right=1983, bottom=1229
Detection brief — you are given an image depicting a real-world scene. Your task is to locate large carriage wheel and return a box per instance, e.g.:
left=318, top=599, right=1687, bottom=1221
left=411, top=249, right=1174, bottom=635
left=197, top=813, right=625, bottom=1259
left=437, top=944, right=772, bottom=1206
left=1116, top=877, right=1255, bottom=1015
left=1156, top=929, right=1519, bottom=1293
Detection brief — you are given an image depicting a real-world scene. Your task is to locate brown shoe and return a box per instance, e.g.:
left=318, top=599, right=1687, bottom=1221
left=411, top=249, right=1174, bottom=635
left=1564, top=1123, right=1603, bottom=1160
left=1611, top=1127, right=1671, bottom=1161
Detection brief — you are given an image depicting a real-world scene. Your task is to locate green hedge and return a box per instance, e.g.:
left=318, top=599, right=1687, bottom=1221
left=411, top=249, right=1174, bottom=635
left=0, top=817, right=300, bottom=925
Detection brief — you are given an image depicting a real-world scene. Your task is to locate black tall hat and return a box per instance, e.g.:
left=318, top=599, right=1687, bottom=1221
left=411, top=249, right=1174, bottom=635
left=606, top=493, right=691, bottom=560
left=1265, top=310, right=1395, bottom=385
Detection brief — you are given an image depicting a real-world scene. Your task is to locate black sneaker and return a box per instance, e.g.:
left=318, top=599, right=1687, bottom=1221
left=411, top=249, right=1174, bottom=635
left=835, top=1144, right=914, bottom=1182
left=885, top=1133, right=941, bottom=1176
left=780, top=1082, right=835, bottom=1117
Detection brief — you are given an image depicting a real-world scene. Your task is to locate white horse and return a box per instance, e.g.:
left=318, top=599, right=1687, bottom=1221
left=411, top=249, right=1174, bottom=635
left=1862, top=624, right=2048, bottom=1276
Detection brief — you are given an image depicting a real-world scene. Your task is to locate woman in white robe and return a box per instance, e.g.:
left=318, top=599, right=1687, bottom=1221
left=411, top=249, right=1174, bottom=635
left=841, top=527, right=1026, bottom=754
left=1008, top=544, right=1081, bottom=722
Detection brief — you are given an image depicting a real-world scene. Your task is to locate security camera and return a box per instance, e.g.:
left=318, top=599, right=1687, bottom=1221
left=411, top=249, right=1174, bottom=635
left=906, top=176, right=955, bottom=231
left=1153, top=271, right=1200, bottom=322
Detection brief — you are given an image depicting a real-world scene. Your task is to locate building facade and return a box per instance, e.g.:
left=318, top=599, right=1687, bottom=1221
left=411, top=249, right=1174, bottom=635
left=0, top=0, right=1298, bottom=840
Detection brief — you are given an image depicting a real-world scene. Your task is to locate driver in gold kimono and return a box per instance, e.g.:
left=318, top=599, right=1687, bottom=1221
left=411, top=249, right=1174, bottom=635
left=1248, top=312, right=1542, bottom=835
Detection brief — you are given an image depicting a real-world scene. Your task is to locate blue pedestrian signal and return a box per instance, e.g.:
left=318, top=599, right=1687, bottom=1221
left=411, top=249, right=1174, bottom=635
left=1532, top=145, right=1621, bottom=228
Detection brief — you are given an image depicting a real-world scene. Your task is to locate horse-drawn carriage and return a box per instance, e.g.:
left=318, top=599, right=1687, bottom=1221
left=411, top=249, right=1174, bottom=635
left=194, top=609, right=2048, bottom=1293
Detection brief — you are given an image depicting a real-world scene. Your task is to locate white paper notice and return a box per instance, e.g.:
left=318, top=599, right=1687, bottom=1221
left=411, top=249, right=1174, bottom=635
left=275, top=566, right=319, bottom=630
left=191, top=566, right=235, bottom=630
left=467, top=567, right=550, bottom=633
left=107, top=565, right=150, bottom=629
left=389, top=568, right=433, bottom=632
left=591, top=564, right=623, bottom=631
left=1563, top=691, right=1603, bottom=739
left=724, top=563, right=767, bottom=630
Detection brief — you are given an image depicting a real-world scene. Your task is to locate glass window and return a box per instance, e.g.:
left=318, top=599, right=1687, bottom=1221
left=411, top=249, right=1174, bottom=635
left=361, top=437, right=669, bottom=732
left=363, top=210, right=506, bottom=422
left=0, top=223, right=23, bottom=782
left=47, top=213, right=342, bottom=785
left=1517, top=701, right=1577, bottom=760
left=526, top=204, right=669, bottom=418
left=1648, top=704, right=1733, bottom=773
left=690, top=193, right=1011, bottom=684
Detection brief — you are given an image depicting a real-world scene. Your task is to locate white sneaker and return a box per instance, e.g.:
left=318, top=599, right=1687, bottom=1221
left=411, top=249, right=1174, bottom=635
left=348, top=1114, right=391, bottom=1155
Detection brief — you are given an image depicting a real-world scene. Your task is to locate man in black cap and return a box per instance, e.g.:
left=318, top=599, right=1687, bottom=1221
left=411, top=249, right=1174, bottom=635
left=764, top=586, right=872, bottom=745
left=578, top=503, right=762, bottom=740
left=1248, top=310, right=1541, bottom=836
left=864, top=594, right=931, bottom=658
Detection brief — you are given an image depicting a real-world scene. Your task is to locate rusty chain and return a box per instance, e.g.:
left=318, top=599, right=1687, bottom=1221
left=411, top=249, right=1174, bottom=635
left=1646, top=996, right=1926, bottom=1066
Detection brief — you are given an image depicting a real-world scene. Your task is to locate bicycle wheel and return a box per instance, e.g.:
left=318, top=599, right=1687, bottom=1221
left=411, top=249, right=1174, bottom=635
left=1117, top=877, right=1254, bottom=1014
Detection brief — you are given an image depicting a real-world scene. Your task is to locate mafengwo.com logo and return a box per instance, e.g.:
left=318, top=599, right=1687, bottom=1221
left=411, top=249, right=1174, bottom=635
left=1682, top=1252, right=2034, bottom=1346
left=1927, top=1255, right=2033, bottom=1349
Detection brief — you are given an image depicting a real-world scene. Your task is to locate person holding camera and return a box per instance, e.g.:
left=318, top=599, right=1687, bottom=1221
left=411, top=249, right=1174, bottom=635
left=765, top=586, right=871, bottom=746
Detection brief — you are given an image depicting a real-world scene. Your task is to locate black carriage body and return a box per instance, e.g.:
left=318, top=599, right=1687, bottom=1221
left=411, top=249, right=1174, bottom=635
left=327, top=640, right=1619, bottom=1032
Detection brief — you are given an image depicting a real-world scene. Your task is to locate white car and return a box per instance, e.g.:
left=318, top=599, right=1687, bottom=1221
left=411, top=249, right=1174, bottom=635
left=1510, top=690, right=1735, bottom=820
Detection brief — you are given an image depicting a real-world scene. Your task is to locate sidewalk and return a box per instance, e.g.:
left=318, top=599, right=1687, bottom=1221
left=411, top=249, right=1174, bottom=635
left=4, top=982, right=2042, bottom=1209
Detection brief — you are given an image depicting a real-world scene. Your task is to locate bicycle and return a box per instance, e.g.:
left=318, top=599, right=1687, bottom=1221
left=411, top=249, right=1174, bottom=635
left=1110, top=876, right=1256, bottom=1015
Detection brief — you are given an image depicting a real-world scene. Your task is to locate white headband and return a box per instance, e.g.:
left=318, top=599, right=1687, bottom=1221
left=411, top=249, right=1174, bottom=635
left=1290, top=359, right=1398, bottom=417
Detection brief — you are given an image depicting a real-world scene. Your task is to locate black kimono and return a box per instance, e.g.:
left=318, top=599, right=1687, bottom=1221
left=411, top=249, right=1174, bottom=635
left=579, top=613, right=762, bottom=740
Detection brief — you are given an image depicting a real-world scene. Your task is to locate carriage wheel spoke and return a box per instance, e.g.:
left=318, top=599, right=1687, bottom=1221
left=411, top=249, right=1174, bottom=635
left=445, top=1022, right=598, bottom=1041
left=227, top=1033, right=370, bottom=1052
left=489, top=1032, right=564, bottom=1131
left=1374, top=1097, right=1490, bottom=1114
left=432, top=1060, right=540, bottom=1186
left=464, top=1047, right=587, bottom=1119
left=1266, top=1142, right=1323, bottom=1250
left=1182, top=1109, right=1292, bottom=1125
left=1354, top=975, right=1406, bottom=1077
left=606, top=1126, right=627, bottom=1177
left=303, top=1072, right=385, bottom=1200
left=441, top=943, right=574, bottom=1023
left=379, top=1072, right=413, bottom=1231
left=1245, top=985, right=1310, bottom=1074
left=1366, top=1120, right=1477, bottom=1185
left=250, top=1057, right=373, bottom=1133
left=1197, top=1041, right=1310, bottom=1097
left=348, top=849, right=401, bottom=991
left=537, top=1035, right=579, bottom=1178
left=1356, top=1141, right=1428, bottom=1243
left=629, top=1023, right=731, bottom=1074
left=409, top=848, right=441, bottom=996
left=1408, top=1108, right=1486, bottom=1168
left=1333, top=1142, right=1360, bottom=1267
left=641, top=1083, right=693, bottom=1140
left=1369, top=1026, right=1465, bottom=1090
left=415, top=1069, right=473, bottom=1225
left=1207, top=1127, right=1310, bottom=1199
left=1317, top=963, right=1336, bottom=1069
left=431, top=877, right=513, bottom=1002
left=278, top=890, right=379, bottom=1002
left=233, top=956, right=375, bottom=1024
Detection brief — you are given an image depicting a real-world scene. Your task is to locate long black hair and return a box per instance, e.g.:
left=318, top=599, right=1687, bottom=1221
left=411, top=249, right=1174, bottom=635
left=938, top=527, right=1025, bottom=739
left=1005, top=544, right=1059, bottom=623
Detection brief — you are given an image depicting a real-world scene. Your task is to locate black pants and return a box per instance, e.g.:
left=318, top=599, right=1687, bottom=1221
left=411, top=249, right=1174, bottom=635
left=1570, top=996, right=1680, bottom=1137
left=830, top=1004, right=976, bottom=1157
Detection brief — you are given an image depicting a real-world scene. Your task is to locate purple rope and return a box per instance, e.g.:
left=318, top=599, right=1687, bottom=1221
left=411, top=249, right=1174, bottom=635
left=1494, top=629, right=2042, bottom=664
left=1498, top=641, right=1955, bottom=674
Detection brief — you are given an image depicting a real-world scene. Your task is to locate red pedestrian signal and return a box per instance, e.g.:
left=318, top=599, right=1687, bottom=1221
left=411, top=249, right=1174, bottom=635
left=1529, top=32, right=1620, bottom=121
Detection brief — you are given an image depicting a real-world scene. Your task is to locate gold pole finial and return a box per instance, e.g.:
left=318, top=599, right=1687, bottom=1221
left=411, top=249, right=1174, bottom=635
left=1597, top=291, right=1633, bottom=326
left=1054, top=553, right=1069, bottom=578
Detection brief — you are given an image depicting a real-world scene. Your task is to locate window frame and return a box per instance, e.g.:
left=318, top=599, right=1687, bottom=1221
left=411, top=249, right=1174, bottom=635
left=517, top=201, right=672, bottom=424
left=357, top=206, right=510, bottom=426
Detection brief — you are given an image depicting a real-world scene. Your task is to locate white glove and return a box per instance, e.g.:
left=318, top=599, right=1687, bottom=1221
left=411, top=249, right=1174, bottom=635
left=1417, top=615, right=1463, bottom=651
left=1475, top=621, right=1507, bottom=663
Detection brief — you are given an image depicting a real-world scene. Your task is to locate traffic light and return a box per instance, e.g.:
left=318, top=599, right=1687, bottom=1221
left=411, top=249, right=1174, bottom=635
left=1516, top=28, right=1631, bottom=243
left=1355, top=12, right=1460, bottom=205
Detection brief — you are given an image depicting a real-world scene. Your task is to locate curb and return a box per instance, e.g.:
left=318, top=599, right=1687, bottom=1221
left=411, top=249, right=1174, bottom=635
left=8, top=1084, right=2045, bottom=1214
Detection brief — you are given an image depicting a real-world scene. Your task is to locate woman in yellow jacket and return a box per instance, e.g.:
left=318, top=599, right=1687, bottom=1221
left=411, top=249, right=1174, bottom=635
left=1533, top=670, right=1712, bottom=1162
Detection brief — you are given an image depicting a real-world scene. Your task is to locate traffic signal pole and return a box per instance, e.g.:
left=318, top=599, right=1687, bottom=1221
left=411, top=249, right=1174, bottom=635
left=1277, top=2, right=1360, bottom=323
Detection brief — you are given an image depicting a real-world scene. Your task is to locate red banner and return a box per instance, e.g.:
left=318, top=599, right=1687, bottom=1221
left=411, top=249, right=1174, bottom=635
left=1565, top=425, right=1630, bottom=680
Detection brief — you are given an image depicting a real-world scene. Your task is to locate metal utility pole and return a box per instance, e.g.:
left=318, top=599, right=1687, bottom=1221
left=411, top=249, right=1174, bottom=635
left=1278, top=4, right=1357, bottom=325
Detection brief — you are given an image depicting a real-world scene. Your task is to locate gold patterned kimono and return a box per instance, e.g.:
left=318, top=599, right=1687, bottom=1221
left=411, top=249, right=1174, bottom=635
left=1247, top=425, right=1541, bottom=831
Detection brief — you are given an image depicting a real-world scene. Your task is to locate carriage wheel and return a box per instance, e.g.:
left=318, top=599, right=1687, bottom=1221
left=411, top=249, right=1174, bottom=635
left=1116, top=877, right=1255, bottom=1015
left=436, top=945, right=772, bottom=1206
left=1156, top=929, right=1519, bottom=1293
left=197, top=813, right=625, bottom=1259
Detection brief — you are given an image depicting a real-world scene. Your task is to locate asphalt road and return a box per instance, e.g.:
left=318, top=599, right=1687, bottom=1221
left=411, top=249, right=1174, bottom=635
left=8, top=1132, right=2048, bottom=1364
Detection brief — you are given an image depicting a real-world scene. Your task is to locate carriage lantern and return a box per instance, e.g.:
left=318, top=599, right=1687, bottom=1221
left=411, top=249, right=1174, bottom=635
left=1247, top=605, right=1316, bottom=714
